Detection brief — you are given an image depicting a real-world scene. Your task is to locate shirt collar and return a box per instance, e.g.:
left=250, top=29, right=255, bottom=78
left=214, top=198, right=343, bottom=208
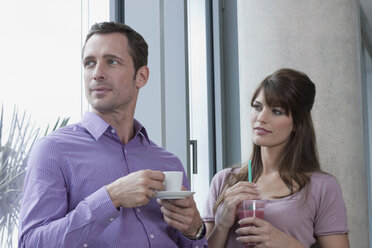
left=80, top=111, right=150, bottom=143
left=80, top=112, right=110, bottom=141
left=133, top=118, right=150, bottom=144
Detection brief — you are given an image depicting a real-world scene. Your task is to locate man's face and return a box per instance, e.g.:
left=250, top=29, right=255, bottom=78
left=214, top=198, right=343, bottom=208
left=82, top=33, right=138, bottom=114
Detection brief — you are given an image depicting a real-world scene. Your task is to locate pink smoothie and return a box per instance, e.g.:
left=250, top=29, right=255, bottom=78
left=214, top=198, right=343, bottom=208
left=238, top=209, right=265, bottom=247
left=238, top=209, right=265, bottom=225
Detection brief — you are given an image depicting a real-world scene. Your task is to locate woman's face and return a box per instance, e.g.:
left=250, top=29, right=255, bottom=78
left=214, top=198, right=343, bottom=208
left=250, top=89, right=294, bottom=149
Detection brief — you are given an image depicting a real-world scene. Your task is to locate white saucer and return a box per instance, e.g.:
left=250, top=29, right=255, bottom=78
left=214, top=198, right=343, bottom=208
left=156, top=191, right=195, bottom=199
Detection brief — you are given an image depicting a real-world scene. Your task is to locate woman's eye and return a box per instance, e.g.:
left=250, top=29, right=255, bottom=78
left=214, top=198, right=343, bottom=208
left=272, top=109, right=283, bottom=115
left=252, top=104, right=262, bottom=111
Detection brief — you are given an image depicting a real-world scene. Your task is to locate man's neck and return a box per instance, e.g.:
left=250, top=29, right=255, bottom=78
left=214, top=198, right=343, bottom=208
left=93, top=109, right=135, bottom=145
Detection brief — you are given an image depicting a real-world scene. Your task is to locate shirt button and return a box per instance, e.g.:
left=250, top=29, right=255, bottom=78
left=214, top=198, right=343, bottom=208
left=111, top=129, right=115, bottom=134
left=195, top=246, right=199, bottom=248
left=83, top=244, right=88, bottom=247
left=150, top=234, right=155, bottom=239
left=136, top=208, right=141, bottom=213
left=110, top=217, right=114, bottom=222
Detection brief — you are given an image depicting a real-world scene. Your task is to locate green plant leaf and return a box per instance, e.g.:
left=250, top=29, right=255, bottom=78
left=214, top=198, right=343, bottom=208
left=0, top=104, right=69, bottom=247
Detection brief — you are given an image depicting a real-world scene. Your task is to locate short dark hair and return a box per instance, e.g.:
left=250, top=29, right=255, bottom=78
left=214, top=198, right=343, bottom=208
left=83, top=22, right=148, bottom=73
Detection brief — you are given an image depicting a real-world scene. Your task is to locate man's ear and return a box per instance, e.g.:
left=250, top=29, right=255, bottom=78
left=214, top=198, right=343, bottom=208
left=135, top=66, right=149, bottom=89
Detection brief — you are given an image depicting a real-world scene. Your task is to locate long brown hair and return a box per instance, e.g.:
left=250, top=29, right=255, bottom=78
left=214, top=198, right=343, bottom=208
left=214, top=68, right=321, bottom=213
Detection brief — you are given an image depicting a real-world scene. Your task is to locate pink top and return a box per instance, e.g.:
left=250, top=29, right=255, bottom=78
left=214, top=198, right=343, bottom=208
left=202, top=168, right=349, bottom=248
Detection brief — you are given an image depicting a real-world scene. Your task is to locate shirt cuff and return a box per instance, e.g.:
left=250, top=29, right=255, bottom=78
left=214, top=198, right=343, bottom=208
left=85, top=186, right=120, bottom=227
left=179, top=233, right=208, bottom=248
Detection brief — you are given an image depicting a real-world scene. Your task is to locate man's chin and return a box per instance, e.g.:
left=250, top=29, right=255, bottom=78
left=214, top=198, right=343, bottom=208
left=89, top=101, right=114, bottom=113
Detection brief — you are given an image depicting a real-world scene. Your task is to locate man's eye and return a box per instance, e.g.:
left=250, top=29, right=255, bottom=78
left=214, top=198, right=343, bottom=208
left=109, top=60, right=118, bottom=65
left=84, top=61, right=95, bottom=67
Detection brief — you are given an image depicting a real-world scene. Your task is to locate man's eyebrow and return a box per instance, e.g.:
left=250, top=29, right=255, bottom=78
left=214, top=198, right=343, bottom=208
left=82, top=55, right=95, bottom=61
left=103, top=54, right=124, bottom=62
left=82, top=54, right=124, bottom=63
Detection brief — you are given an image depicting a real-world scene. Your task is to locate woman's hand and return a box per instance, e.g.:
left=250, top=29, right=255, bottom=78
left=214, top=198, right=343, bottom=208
left=236, top=217, right=306, bottom=248
left=215, top=181, right=260, bottom=231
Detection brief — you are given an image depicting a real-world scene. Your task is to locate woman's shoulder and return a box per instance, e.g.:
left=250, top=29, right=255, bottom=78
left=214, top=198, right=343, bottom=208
left=310, top=171, right=339, bottom=184
left=211, top=168, right=232, bottom=185
left=212, top=166, right=244, bottom=181
left=210, top=166, right=244, bottom=192
left=308, top=171, right=343, bottom=194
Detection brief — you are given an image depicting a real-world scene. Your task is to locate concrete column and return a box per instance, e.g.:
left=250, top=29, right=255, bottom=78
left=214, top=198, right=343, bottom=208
left=237, top=0, right=369, bottom=246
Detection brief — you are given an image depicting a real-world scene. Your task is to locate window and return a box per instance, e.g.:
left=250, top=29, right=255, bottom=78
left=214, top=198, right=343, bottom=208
left=0, top=1, right=109, bottom=246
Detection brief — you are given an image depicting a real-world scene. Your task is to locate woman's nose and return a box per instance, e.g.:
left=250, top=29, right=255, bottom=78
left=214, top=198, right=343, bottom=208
left=257, top=109, right=269, bottom=123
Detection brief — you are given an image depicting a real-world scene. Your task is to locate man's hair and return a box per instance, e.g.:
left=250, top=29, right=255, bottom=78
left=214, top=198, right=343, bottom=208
left=83, top=22, right=148, bottom=73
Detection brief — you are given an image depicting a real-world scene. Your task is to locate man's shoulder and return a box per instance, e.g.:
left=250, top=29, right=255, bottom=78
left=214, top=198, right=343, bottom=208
left=45, top=123, right=81, bottom=139
left=140, top=139, right=184, bottom=169
left=37, top=123, right=86, bottom=147
left=146, top=139, right=176, bottom=155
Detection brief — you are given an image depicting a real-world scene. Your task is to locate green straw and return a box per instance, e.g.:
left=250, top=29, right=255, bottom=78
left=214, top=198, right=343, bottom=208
left=248, top=160, right=252, bottom=182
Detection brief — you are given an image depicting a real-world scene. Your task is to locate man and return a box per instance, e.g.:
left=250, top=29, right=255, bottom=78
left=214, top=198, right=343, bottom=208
left=18, top=22, right=207, bottom=248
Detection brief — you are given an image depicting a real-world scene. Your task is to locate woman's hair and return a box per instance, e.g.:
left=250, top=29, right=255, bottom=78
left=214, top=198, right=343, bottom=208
left=214, top=68, right=321, bottom=213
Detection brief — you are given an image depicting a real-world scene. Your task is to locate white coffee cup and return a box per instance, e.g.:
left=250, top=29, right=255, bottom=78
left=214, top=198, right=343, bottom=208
left=163, top=171, right=183, bottom=192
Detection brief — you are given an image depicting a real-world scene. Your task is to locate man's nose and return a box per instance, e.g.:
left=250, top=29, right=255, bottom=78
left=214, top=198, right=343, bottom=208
left=93, top=63, right=105, bottom=80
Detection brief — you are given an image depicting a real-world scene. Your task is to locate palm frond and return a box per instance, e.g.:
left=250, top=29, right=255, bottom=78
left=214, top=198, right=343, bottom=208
left=0, top=104, right=69, bottom=247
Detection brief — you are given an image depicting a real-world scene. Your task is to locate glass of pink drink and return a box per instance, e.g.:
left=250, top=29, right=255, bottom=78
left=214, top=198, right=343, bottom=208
left=238, top=200, right=265, bottom=247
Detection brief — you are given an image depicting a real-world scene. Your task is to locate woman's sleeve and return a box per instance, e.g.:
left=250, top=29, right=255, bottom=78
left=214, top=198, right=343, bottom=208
left=202, top=168, right=232, bottom=222
left=313, top=174, right=349, bottom=236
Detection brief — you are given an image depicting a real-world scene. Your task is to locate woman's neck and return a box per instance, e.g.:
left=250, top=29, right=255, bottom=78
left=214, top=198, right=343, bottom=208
left=260, top=145, right=284, bottom=175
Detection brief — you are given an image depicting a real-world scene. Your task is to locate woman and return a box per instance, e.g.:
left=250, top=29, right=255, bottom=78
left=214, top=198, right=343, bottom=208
left=202, top=68, right=349, bottom=248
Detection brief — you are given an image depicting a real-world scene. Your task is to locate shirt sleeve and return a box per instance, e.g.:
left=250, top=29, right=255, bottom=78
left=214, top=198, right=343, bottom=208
left=202, top=168, right=232, bottom=222
left=313, top=174, right=349, bottom=236
left=18, top=138, right=120, bottom=248
left=172, top=158, right=208, bottom=247
left=178, top=233, right=208, bottom=248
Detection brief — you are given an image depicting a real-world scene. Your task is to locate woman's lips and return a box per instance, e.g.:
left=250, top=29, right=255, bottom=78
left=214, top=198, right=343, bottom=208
left=254, top=127, right=271, bottom=135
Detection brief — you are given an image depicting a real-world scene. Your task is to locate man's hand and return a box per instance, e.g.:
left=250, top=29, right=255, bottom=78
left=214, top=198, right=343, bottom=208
left=157, top=186, right=203, bottom=238
left=106, top=170, right=165, bottom=208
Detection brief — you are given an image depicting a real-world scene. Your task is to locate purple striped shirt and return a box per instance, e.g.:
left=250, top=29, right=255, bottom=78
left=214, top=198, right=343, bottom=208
left=19, top=111, right=207, bottom=248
